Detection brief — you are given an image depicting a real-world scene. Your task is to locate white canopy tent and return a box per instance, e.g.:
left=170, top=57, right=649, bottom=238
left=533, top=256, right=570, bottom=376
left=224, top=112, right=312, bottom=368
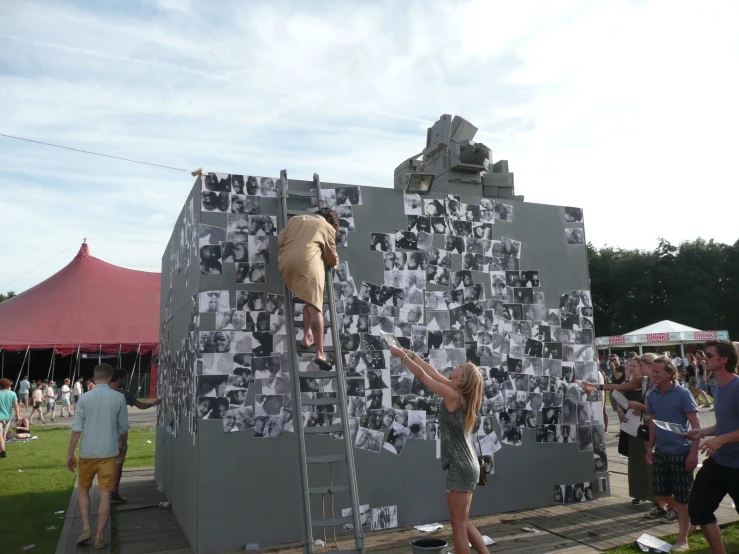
left=596, top=320, right=729, bottom=358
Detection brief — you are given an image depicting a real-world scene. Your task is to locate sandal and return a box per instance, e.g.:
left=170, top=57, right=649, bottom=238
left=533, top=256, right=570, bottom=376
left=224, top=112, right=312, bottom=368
left=631, top=499, right=641, bottom=504
left=314, top=357, right=333, bottom=371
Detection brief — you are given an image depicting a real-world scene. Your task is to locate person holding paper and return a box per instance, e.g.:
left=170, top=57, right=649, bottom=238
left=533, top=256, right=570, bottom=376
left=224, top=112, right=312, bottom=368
left=645, top=356, right=701, bottom=552
left=388, top=346, right=486, bottom=554
left=685, top=340, right=739, bottom=554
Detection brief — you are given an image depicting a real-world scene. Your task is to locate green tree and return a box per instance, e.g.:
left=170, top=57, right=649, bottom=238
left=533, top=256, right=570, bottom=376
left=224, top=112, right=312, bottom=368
left=0, top=291, right=15, bottom=303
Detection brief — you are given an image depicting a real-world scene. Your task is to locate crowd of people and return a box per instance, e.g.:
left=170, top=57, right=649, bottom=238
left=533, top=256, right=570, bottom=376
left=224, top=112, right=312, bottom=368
left=598, top=341, right=739, bottom=553
left=0, top=365, right=161, bottom=549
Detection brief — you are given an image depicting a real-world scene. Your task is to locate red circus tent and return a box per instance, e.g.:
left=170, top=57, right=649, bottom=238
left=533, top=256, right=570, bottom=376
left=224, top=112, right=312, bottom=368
left=0, top=243, right=160, bottom=356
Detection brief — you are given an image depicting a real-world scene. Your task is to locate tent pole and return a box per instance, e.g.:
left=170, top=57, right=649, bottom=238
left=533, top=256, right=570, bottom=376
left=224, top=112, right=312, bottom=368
left=680, top=342, right=685, bottom=364
left=46, top=344, right=56, bottom=381
left=51, top=348, right=57, bottom=383
left=133, top=343, right=142, bottom=396
left=98, top=344, right=102, bottom=365
left=14, top=346, right=30, bottom=391
left=117, top=343, right=122, bottom=369
left=1, top=349, right=4, bottom=379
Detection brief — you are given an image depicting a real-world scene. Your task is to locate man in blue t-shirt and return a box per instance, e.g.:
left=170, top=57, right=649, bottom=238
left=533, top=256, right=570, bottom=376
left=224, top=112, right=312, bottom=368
left=686, top=340, right=739, bottom=554
left=646, top=355, right=701, bottom=553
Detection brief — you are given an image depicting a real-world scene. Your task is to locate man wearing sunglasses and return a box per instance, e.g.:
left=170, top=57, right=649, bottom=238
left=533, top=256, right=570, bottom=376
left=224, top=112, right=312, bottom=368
left=684, top=340, right=739, bottom=554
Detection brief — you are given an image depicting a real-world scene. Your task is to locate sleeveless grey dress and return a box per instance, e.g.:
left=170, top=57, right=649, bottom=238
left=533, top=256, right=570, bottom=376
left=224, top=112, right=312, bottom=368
left=438, top=399, right=479, bottom=492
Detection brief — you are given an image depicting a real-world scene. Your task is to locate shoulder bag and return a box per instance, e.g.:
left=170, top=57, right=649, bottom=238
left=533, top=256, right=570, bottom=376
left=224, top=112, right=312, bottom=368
left=476, top=434, right=487, bottom=486
left=636, top=375, right=651, bottom=441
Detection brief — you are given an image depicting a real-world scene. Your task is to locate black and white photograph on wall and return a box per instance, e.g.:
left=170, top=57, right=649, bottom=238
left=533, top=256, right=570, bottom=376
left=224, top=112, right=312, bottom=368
left=536, top=424, right=558, bottom=443
left=408, top=215, right=430, bottom=233
left=226, top=214, right=249, bottom=242
left=501, top=237, right=521, bottom=258
left=365, top=389, right=389, bottom=411
left=499, top=421, right=522, bottom=446
left=244, top=195, right=262, bottom=215
left=429, top=247, right=452, bottom=269
left=575, top=482, right=594, bottom=503
left=417, top=231, right=433, bottom=252
left=394, top=230, right=418, bottom=251
left=197, top=373, right=228, bottom=398
left=341, top=504, right=371, bottom=532
left=472, top=222, right=492, bottom=240
left=594, top=445, right=608, bottom=472
left=598, top=477, right=608, bottom=492
left=255, top=394, right=284, bottom=417
left=252, top=355, right=282, bottom=379
left=215, top=310, right=243, bottom=330
left=346, top=377, right=365, bottom=396
left=370, top=506, right=398, bottom=531
left=578, top=424, right=593, bottom=451
left=494, top=202, right=513, bottom=223
left=199, top=224, right=227, bottom=248
left=221, top=241, right=247, bottom=263
left=320, top=188, right=337, bottom=207
left=370, top=232, right=394, bottom=252
left=200, top=245, right=223, bottom=275
left=341, top=314, right=370, bottom=335
left=426, top=311, right=451, bottom=331
left=335, top=279, right=358, bottom=301
left=424, top=291, right=446, bottom=311
left=426, top=420, right=438, bottom=441
left=198, top=331, right=233, bottom=354
left=462, top=253, right=484, bottom=271
left=444, top=235, right=464, bottom=254
left=450, top=219, right=472, bottom=238
left=236, top=262, right=266, bottom=283
left=303, top=412, right=333, bottom=429
left=513, top=287, right=534, bottom=305
left=247, top=236, right=269, bottom=263
left=521, top=271, right=540, bottom=287
left=236, top=291, right=265, bottom=312
left=391, top=373, right=413, bottom=396
left=564, top=206, right=584, bottom=222
left=229, top=194, right=245, bottom=214
left=248, top=215, right=277, bottom=236
left=557, top=423, right=576, bottom=443
left=565, top=228, right=585, bottom=245
left=203, top=172, right=231, bottom=192
left=200, top=353, right=234, bottom=375
left=553, top=484, right=565, bottom=504
left=404, top=193, right=423, bottom=215
left=423, top=198, right=445, bottom=217
left=335, top=185, right=362, bottom=206
left=201, top=190, right=230, bottom=213
left=479, top=198, right=495, bottom=223
left=199, top=290, right=230, bottom=313
left=337, top=229, right=348, bottom=247
left=465, top=237, right=484, bottom=255
left=337, top=206, right=356, bottom=232
left=257, top=176, right=279, bottom=198
left=430, top=216, right=449, bottom=235
left=197, top=397, right=229, bottom=420
left=366, top=368, right=390, bottom=390
left=426, top=265, right=449, bottom=286
left=355, top=427, right=383, bottom=453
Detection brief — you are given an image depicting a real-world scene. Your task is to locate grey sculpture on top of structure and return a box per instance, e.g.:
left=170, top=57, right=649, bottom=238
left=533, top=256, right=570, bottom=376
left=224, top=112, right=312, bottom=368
left=394, top=114, right=521, bottom=200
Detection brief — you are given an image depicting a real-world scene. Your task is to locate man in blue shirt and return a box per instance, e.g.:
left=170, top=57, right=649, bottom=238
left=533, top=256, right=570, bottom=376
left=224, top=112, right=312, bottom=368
left=686, top=340, right=739, bottom=554
left=17, top=375, right=30, bottom=410
left=67, top=364, right=129, bottom=550
left=646, top=355, right=701, bottom=553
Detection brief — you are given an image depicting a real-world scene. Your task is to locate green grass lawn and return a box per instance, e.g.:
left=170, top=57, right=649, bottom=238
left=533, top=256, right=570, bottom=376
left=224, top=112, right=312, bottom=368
left=1, top=425, right=156, bottom=553
left=605, top=523, right=739, bottom=553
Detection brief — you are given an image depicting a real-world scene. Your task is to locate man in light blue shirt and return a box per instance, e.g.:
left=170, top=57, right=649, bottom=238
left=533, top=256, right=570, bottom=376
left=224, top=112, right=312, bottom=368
left=17, top=375, right=30, bottom=410
left=67, top=364, right=129, bottom=549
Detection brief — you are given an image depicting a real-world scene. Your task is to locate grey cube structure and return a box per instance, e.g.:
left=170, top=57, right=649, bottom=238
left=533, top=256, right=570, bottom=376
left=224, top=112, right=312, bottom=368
left=156, top=115, right=603, bottom=554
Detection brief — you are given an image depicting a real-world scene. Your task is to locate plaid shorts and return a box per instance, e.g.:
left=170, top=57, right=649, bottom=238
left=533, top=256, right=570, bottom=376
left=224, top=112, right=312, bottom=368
left=653, top=450, right=694, bottom=504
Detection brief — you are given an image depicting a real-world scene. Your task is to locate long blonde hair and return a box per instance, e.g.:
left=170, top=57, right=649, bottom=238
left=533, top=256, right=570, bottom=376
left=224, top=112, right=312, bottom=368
left=458, top=363, right=483, bottom=434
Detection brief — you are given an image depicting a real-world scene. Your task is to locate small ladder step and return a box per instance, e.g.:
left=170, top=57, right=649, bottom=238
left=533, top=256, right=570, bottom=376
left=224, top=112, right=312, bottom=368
left=300, top=370, right=337, bottom=379
left=304, top=424, right=342, bottom=434
left=323, top=550, right=362, bottom=554
left=287, top=208, right=316, bottom=216
left=307, top=454, right=346, bottom=464
left=311, top=516, right=353, bottom=528
left=301, top=397, right=340, bottom=406
left=296, top=345, right=335, bottom=352
left=309, top=485, right=350, bottom=495
left=287, top=189, right=317, bottom=197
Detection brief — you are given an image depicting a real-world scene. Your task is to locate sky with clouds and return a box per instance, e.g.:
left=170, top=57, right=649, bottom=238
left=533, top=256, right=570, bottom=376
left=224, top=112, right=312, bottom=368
left=1, top=0, right=738, bottom=294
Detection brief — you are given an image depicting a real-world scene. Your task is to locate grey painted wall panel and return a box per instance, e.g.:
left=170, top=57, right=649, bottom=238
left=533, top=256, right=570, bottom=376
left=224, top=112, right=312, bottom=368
left=158, top=176, right=603, bottom=554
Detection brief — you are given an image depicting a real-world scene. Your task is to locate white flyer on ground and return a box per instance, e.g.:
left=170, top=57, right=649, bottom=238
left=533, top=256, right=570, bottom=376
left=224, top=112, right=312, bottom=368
left=635, top=533, right=671, bottom=553
left=654, top=420, right=687, bottom=434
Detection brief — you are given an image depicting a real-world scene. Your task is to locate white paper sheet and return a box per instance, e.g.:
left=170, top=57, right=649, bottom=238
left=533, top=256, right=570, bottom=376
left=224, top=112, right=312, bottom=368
left=636, top=533, right=672, bottom=553
left=414, top=523, right=443, bottom=532
left=611, top=390, right=630, bottom=410
left=653, top=420, right=687, bottom=434
left=620, top=409, right=641, bottom=437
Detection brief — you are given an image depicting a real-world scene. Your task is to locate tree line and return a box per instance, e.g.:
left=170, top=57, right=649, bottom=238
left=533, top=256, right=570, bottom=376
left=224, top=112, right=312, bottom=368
left=588, top=238, right=739, bottom=340
left=0, top=291, right=15, bottom=303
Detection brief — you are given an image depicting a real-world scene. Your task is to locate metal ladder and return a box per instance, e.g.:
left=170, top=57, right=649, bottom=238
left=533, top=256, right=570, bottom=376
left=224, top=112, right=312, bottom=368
left=277, top=170, right=365, bottom=554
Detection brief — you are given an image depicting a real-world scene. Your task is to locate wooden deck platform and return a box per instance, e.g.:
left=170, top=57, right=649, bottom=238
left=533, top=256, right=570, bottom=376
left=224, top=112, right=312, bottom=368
left=57, top=435, right=739, bottom=554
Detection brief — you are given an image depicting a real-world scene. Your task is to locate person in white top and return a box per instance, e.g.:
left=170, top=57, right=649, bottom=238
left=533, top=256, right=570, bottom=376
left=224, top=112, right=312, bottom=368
left=44, top=382, right=57, bottom=423
left=60, top=378, right=72, bottom=418
left=73, top=378, right=83, bottom=415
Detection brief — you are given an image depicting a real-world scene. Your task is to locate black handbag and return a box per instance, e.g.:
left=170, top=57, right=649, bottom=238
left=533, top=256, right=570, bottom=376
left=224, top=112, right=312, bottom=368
left=476, top=435, right=487, bottom=486
left=637, top=424, right=650, bottom=441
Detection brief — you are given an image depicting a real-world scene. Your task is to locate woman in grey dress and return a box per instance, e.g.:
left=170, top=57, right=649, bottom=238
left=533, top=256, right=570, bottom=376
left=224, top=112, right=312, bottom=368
left=389, top=347, right=485, bottom=554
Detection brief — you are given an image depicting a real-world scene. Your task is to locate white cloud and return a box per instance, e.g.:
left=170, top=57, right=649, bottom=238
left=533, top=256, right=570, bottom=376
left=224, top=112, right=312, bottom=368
left=1, top=0, right=738, bottom=293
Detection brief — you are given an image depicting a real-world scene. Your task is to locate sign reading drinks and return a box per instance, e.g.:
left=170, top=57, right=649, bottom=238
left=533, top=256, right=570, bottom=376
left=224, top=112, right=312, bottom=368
left=596, top=330, right=729, bottom=347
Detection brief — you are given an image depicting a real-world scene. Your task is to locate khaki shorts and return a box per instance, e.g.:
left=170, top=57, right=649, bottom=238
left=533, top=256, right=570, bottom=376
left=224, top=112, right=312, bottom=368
left=78, top=458, right=116, bottom=492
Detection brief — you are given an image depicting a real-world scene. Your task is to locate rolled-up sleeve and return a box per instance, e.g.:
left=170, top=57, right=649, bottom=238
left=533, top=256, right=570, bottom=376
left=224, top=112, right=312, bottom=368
left=71, top=399, right=85, bottom=432
left=322, top=228, right=339, bottom=268
left=117, top=396, right=130, bottom=435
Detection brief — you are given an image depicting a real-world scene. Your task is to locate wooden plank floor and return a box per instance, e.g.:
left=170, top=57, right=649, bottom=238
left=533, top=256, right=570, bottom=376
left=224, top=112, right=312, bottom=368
left=55, top=475, right=113, bottom=554
left=57, top=435, right=739, bottom=554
